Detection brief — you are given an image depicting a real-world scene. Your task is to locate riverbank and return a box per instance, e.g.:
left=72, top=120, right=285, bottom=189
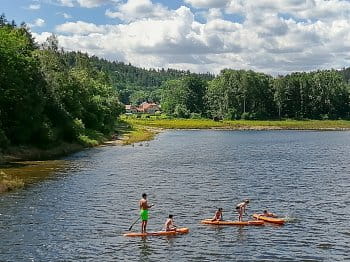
left=124, top=118, right=350, bottom=130
left=107, top=120, right=158, bottom=145
left=0, top=143, right=83, bottom=193
left=0, top=120, right=157, bottom=193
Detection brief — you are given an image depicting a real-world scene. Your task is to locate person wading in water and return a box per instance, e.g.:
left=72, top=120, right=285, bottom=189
left=139, top=193, right=154, bottom=233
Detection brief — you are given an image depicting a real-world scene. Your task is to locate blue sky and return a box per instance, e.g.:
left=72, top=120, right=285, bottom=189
left=2, top=0, right=350, bottom=74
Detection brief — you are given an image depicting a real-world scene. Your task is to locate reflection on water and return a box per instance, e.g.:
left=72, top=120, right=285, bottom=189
left=1, top=130, right=350, bottom=261
left=0, top=160, right=69, bottom=185
left=139, top=238, right=152, bottom=260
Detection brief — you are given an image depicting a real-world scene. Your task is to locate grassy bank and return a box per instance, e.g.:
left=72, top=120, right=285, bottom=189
left=114, top=120, right=157, bottom=145
left=0, top=120, right=157, bottom=193
left=124, top=118, right=350, bottom=130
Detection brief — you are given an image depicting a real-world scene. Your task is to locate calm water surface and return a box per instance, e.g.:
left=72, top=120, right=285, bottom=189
left=1, top=130, right=350, bottom=261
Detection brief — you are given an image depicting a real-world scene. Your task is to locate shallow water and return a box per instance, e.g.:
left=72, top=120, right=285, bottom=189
left=1, top=130, right=350, bottom=261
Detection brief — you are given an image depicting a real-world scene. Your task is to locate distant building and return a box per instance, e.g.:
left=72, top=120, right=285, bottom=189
left=125, top=102, right=161, bottom=114
left=138, top=102, right=160, bottom=114
left=125, top=105, right=138, bottom=114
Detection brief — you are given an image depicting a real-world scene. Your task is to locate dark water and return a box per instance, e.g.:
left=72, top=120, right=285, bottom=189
left=1, top=131, right=350, bottom=261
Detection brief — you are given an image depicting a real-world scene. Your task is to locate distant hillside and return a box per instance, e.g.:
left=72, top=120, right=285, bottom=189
left=63, top=51, right=215, bottom=104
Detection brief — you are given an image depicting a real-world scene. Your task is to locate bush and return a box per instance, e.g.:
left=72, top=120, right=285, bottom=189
left=174, top=104, right=190, bottom=118
left=0, top=129, right=10, bottom=149
left=72, top=118, right=85, bottom=137
left=241, top=112, right=251, bottom=120
left=77, top=135, right=99, bottom=147
left=35, top=120, right=59, bottom=146
left=190, top=113, right=202, bottom=119
left=225, top=108, right=238, bottom=120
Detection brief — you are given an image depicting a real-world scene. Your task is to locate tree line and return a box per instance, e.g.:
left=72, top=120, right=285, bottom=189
left=161, top=69, right=350, bottom=120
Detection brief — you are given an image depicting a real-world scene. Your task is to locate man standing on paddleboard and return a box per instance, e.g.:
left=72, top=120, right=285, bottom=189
left=139, top=193, right=154, bottom=233
left=236, top=199, right=249, bottom=221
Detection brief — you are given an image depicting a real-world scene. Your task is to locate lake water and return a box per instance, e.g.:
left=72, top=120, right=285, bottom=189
left=1, top=130, right=350, bottom=261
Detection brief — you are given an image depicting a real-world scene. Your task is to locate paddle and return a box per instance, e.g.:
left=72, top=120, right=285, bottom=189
left=128, top=217, right=140, bottom=231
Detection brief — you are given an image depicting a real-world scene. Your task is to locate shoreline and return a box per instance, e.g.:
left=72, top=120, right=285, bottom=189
left=123, top=118, right=350, bottom=131
left=0, top=123, right=157, bottom=193
left=2, top=118, right=350, bottom=193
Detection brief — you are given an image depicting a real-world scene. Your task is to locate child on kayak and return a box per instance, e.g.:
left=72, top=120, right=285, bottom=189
left=211, top=208, right=223, bottom=221
left=139, top=193, right=154, bottom=233
left=165, top=215, right=177, bottom=231
left=236, top=199, right=249, bottom=221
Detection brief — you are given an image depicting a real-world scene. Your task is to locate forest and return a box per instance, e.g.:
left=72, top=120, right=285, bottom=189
left=0, top=16, right=124, bottom=149
left=1, top=15, right=350, bottom=150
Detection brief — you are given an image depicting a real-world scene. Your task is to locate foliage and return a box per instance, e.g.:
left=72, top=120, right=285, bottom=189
left=273, top=71, right=350, bottom=119
left=161, top=75, right=207, bottom=117
left=63, top=51, right=214, bottom=105
left=0, top=15, right=123, bottom=149
left=206, top=69, right=276, bottom=120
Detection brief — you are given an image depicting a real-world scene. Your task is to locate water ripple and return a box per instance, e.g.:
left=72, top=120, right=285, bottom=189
left=1, top=130, right=350, bottom=261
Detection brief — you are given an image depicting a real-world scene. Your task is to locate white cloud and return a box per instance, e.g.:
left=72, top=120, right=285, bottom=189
left=58, top=0, right=74, bottom=7
left=29, top=4, right=41, bottom=10
left=29, top=18, right=45, bottom=28
left=205, top=8, right=223, bottom=21
left=33, top=0, right=350, bottom=74
left=56, top=12, right=73, bottom=19
left=56, top=21, right=108, bottom=34
left=105, top=0, right=171, bottom=22
left=226, top=0, right=350, bottom=22
left=63, top=13, right=72, bottom=19
left=77, top=0, right=114, bottom=8
left=184, top=0, right=230, bottom=9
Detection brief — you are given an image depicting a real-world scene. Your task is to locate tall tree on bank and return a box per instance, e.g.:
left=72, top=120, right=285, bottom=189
left=206, top=70, right=276, bottom=120
left=0, top=16, right=123, bottom=149
left=161, top=75, right=207, bottom=118
left=0, top=20, right=48, bottom=145
left=272, top=70, right=349, bottom=119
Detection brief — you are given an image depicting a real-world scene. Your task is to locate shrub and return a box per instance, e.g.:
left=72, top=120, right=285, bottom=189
left=190, top=113, right=202, bottom=119
left=0, top=129, right=10, bottom=149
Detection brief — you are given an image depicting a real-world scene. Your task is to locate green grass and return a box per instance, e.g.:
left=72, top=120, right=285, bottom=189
left=114, top=119, right=157, bottom=145
left=122, top=126, right=156, bottom=145
left=123, top=118, right=350, bottom=130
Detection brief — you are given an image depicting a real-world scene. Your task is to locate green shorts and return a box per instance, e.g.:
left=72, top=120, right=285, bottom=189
left=140, top=209, right=149, bottom=221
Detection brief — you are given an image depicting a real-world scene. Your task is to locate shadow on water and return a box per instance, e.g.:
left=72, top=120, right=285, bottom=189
left=0, top=160, right=69, bottom=186
left=0, top=162, right=30, bottom=168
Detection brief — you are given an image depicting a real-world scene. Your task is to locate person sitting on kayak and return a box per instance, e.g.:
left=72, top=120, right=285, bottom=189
left=139, top=193, right=154, bottom=233
left=236, top=199, right=249, bottom=221
left=261, top=210, right=277, bottom=217
left=211, top=208, right=223, bottom=221
left=165, top=214, right=177, bottom=231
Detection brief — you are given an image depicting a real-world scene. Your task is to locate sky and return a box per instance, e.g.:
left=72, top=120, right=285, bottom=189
left=2, top=0, right=350, bottom=75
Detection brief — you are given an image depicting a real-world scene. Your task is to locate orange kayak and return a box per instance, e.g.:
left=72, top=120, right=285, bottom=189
left=201, top=219, right=264, bottom=226
left=123, top=227, right=189, bottom=237
left=252, top=214, right=285, bottom=225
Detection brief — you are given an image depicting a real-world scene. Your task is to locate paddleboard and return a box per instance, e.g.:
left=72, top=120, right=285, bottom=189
left=252, top=214, right=285, bottom=225
left=201, top=219, right=264, bottom=226
left=123, top=227, right=189, bottom=237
